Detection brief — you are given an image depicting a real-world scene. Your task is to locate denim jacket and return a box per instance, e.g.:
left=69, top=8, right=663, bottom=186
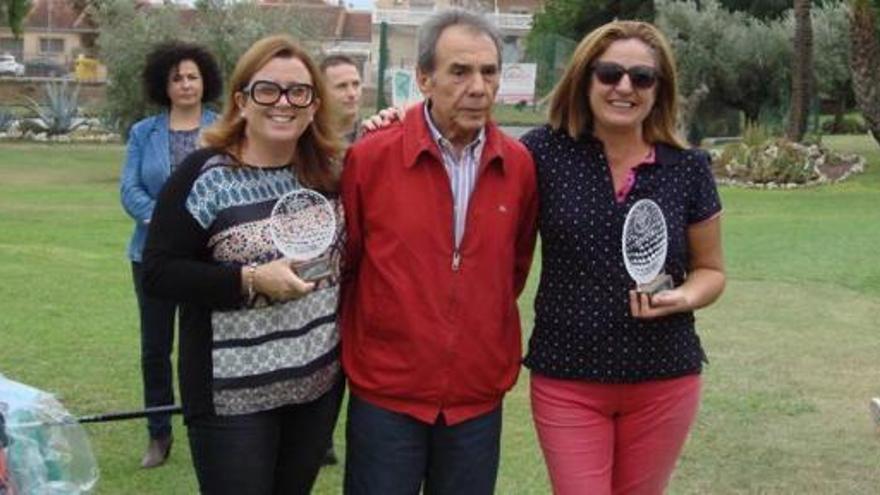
left=120, top=110, right=217, bottom=261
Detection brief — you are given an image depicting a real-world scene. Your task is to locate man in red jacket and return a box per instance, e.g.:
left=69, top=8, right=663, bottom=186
left=340, top=8, right=538, bottom=495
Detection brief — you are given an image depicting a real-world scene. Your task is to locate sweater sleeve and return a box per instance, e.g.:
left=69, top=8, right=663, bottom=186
left=142, top=149, right=243, bottom=310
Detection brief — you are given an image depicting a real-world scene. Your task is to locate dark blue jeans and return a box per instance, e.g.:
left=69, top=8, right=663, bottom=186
left=344, top=394, right=502, bottom=495
left=131, top=262, right=176, bottom=439
left=187, top=379, right=344, bottom=495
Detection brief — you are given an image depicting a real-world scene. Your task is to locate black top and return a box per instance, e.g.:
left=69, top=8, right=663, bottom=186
left=521, top=125, right=722, bottom=382
left=142, top=148, right=342, bottom=420
left=168, top=128, right=200, bottom=171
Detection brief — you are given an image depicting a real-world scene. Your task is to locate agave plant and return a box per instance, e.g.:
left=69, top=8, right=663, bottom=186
left=26, top=80, right=85, bottom=136
left=0, top=109, right=15, bottom=132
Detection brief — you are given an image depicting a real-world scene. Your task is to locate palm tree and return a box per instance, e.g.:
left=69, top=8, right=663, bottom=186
left=849, top=0, right=880, bottom=145
left=786, top=0, right=812, bottom=142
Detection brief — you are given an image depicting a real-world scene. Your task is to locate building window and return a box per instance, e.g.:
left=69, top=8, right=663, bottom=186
left=39, top=38, right=65, bottom=54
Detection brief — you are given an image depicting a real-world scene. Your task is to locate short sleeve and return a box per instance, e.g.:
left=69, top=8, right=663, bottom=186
left=687, top=150, right=722, bottom=225
left=519, top=125, right=549, bottom=157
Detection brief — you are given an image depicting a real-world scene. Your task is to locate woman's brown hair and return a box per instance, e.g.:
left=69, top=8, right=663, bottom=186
left=202, top=35, right=344, bottom=192
left=547, top=21, right=687, bottom=149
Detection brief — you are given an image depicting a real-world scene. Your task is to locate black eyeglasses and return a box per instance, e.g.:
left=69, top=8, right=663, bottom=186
left=242, top=80, right=315, bottom=108
left=591, top=62, right=660, bottom=90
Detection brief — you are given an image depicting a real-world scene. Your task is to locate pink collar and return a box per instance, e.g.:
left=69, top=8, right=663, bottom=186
left=614, top=146, right=656, bottom=203
left=641, top=146, right=657, bottom=166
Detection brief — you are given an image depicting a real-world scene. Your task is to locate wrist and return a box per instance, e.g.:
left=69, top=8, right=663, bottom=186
left=245, top=262, right=258, bottom=302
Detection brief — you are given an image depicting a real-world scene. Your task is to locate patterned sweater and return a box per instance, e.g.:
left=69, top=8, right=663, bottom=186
left=143, top=148, right=342, bottom=419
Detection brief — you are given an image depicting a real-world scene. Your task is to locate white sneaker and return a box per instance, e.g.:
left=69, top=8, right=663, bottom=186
left=870, top=398, right=880, bottom=430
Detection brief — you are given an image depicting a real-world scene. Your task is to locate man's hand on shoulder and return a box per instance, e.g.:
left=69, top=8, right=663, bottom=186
left=359, top=106, right=405, bottom=135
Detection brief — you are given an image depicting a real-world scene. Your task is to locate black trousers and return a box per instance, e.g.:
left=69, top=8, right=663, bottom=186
left=131, top=262, right=176, bottom=439
left=187, top=378, right=344, bottom=495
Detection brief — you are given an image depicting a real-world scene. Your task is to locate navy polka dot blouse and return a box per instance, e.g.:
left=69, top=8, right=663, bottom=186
left=521, top=125, right=722, bottom=383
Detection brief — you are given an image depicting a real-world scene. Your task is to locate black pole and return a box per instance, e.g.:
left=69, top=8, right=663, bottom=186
left=6, top=405, right=183, bottom=429
left=76, top=405, right=182, bottom=424
left=376, top=21, right=389, bottom=111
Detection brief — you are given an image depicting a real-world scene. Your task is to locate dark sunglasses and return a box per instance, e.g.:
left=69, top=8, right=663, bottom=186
left=242, top=80, right=315, bottom=108
left=591, top=62, right=659, bottom=90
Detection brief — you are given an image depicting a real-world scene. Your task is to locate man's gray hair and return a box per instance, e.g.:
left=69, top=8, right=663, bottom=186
left=416, top=8, right=503, bottom=74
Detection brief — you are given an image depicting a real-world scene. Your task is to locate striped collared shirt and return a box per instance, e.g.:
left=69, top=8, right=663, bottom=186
left=423, top=103, right=486, bottom=249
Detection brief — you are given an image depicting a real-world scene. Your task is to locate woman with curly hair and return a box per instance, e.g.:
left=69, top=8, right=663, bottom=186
left=119, top=40, right=222, bottom=469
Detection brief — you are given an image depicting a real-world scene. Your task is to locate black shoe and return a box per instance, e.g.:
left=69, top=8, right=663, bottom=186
left=871, top=398, right=880, bottom=432
left=321, top=446, right=338, bottom=466
left=141, top=434, right=172, bottom=469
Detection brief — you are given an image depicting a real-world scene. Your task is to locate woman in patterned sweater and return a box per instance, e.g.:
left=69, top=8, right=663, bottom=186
left=143, top=35, right=345, bottom=494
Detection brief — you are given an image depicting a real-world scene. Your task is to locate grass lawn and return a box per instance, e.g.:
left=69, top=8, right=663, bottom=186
left=0, top=135, right=878, bottom=494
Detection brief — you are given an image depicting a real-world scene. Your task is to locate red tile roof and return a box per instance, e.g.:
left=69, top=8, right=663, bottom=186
left=24, top=0, right=96, bottom=31
left=37, top=0, right=372, bottom=43
left=262, top=3, right=371, bottom=42
left=342, top=11, right=371, bottom=42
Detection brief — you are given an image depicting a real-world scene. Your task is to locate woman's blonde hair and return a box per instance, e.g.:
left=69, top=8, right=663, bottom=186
left=547, top=20, right=687, bottom=149
left=202, top=35, right=344, bottom=192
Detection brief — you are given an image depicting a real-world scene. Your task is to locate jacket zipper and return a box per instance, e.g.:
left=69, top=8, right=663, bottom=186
left=452, top=249, right=461, bottom=271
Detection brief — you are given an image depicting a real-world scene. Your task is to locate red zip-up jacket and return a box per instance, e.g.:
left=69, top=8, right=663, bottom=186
left=340, top=103, right=539, bottom=425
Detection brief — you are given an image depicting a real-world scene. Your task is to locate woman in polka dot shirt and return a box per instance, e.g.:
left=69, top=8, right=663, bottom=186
left=520, top=21, right=726, bottom=495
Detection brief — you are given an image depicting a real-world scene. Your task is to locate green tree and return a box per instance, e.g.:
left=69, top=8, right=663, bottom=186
left=530, top=0, right=655, bottom=43
left=658, top=0, right=792, bottom=125
left=95, top=0, right=314, bottom=137
left=94, top=0, right=184, bottom=135
left=527, top=0, right=654, bottom=97
left=718, top=0, right=792, bottom=19
left=786, top=0, right=813, bottom=141
left=707, top=15, right=791, bottom=124
left=2, top=0, right=32, bottom=39
left=786, top=2, right=852, bottom=132
left=849, top=0, right=880, bottom=144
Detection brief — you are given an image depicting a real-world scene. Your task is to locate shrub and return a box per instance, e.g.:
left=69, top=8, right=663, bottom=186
left=820, top=117, right=867, bottom=135
left=714, top=137, right=865, bottom=186
left=0, top=109, right=14, bottom=132
left=741, top=123, right=772, bottom=147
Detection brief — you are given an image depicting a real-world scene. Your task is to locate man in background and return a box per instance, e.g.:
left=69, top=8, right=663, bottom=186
left=318, top=53, right=364, bottom=467
left=321, top=54, right=363, bottom=144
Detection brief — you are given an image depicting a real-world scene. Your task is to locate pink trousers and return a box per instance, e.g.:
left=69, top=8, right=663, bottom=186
left=530, top=373, right=701, bottom=495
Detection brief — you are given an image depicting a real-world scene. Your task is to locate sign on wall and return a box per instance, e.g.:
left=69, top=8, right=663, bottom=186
left=390, top=68, right=422, bottom=108
left=496, top=63, right=537, bottom=105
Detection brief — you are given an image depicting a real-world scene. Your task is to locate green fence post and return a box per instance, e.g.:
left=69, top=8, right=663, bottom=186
left=376, top=21, right=389, bottom=111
